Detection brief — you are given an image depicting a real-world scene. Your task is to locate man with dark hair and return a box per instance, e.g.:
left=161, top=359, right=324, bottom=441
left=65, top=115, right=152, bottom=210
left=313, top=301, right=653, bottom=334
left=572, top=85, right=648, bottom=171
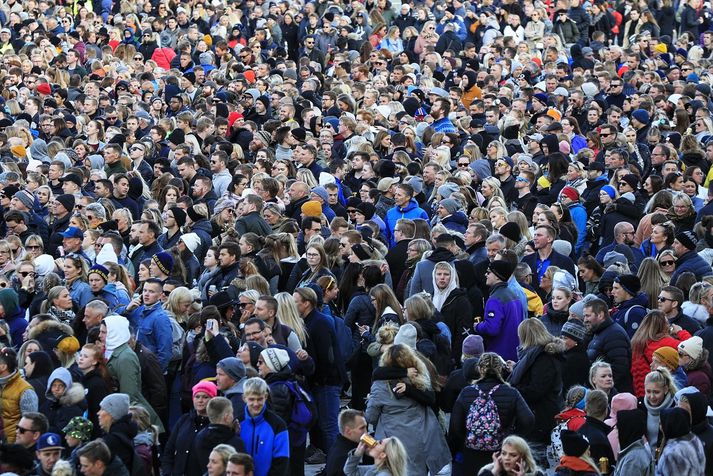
left=235, top=194, right=271, bottom=237
left=110, top=173, right=140, bottom=219
left=9, top=191, right=49, bottom=244
left=430, top=97, right=457, bottom=133
left=583, top=298, right=633, bottom=393
left=522, top=225, right=576, bottom=298
left=226, top=453, right=255, bottom=476
left=206, top=242, right=241, bottom=292
left=15, top=412, right=48, bottom=451
left=610, top=274, right=648, bottom=338
left=129, top=220, right=163, bottom=280
left=191, top=176, right=218, bottom=214
left=158, top=207, right=186, bottom=250
left=385, top=218, right=415, bottom=285
left=658, top=285, right=702, bottom=334
left=4, top=210, right=32, bottom=243
left=384, top=184, right=428, bottom=246
left=47, top=194, right=74, bottom=258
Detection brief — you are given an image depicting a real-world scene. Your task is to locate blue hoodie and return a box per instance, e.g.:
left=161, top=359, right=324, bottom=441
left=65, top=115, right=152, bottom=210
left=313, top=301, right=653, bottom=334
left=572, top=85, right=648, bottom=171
left=385, top=198, right=429, bottom=245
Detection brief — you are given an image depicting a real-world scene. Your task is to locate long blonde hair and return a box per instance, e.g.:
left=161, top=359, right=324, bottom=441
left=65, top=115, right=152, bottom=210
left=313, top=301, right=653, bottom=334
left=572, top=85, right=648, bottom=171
left=376, top=437, right=409, bottom=476
left=275, top=292, right=307, bottom=346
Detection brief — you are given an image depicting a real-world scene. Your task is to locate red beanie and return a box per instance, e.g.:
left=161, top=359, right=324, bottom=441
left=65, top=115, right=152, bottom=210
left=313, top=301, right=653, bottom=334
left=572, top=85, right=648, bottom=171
left=36, top=83, right=52, bottom=95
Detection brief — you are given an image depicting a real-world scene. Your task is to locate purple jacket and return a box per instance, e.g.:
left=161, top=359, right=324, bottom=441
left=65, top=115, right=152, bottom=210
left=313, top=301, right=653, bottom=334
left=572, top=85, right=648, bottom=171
left=475, top=283, right=524, bottom=361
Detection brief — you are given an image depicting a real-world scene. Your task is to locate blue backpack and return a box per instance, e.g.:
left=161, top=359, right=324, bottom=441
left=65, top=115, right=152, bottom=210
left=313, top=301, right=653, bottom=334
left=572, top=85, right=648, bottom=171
left=275, top=380, right=317, bottom=441
left=332, top=314, right=360, bottom=365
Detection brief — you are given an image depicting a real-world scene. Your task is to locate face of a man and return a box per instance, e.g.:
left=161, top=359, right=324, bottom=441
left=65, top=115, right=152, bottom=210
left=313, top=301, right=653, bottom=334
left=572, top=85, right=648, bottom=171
left=37, top=448, right=61, bottom=473
left=219, top=248, right=237, bottom=267
left=215, top=367, right=236, bottom=391
left=15, top=417, right=39, bottom=447
left=142, top=282, right=162, bottom=305
left=226, top=462, right=253, bottom=476
left=611, top=282, right=630, bottom=305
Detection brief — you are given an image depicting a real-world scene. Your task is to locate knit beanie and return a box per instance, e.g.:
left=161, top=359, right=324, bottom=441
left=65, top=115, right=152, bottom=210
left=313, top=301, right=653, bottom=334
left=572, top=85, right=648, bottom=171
left=13, top=190, right=35, bottom=210
left=462, top=335, right=484, bottom=358
left=192, top=381, right=218, bottom=398
left=561, top=319, right=586, bottom=344
left=560, top=430, right=589, bottom=457
left=260, top=348, right=291, bottom=373
left=439, top=198, right=459, bottom=215
left=217, top=357, right=246, bottom=382
left=99, top=393, right=130, bottom=420
left=301, top=200, right=322, bottom=217
left=394, top=323, right=417, bottom=349
left=88, top=264, right=109, bottom=283
left=676, top=230, right=698, bottom=251
left=54, top=194, right=75, bottom=213
left=152, top=251, right=174, bottom=275
left=653, top=346, right=679, bottom=369
left=615, top=274, right=640, bottom=296
left=499, top=222, right=521, bottom=243
left=170, top=206, right=187, bottom=227
left=679, top=336, right=704, bottom=361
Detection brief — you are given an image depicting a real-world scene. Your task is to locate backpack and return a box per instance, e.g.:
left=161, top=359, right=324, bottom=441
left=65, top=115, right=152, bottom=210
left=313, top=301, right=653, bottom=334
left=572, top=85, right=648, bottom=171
left=276, top=380, right=318, bottom=434
left=465, top=384, right=503, bottom=451
left=332, top=314, right=359, bottom=365
left=168, top=316, right=185, bottom=362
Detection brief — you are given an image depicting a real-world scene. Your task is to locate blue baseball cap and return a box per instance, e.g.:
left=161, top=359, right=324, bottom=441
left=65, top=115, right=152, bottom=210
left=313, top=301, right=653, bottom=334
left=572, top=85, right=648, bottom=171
left=59, top=226, right=84, bottom=240
left=37, top=433, right=63, bottom=451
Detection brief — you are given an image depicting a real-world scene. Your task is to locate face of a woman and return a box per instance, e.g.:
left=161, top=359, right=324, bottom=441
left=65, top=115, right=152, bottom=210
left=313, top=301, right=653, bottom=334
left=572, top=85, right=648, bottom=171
left=593, top=367, right=614, bottom=390
left=673, top=199, right=689, bottom=215
left=645, top=381, right=666, bottom=406
left=651, top=225, right=666, bottom=244
left=566, top=166, right=580, bottom=182
left=579, top=266, right=594, bottom=282
left=599, top=190, right=612, bottom=204
left=54, top=289, right=73, bottom=310
left=24, top=356, right=35, bottom=376
left=659, top=255, right=676, bottom=273
left=306, top=247, right=321, bottom=268
left=77, top=348, right=97, bottom=371
left=273, top=162, right=288, bottom=177
left=499, top=444, right=523, bottom=472
left=239, top=239, right=252, bottom=255
left=490, top=212, right=506, bottom=229
left=264, top=210, right=279, bottom=225
left=435, top=268, right=451, bottom=290
left=37, top=188, right=49, bottom=204
left=138, top=263, right=150, bottom=281
left=237, top=343, right=251, bottom=365
left=691, top=168, right=705, bottom=185
left=536, top=214, right=550, bottom=226
left=551, top=289, right=569, bottom=311
left=206, top=451, right=225, bottom=476
left=193, top=391, right=211, bottom=414
left=204, top=249, right=217, bottom=268
left=165, top=188, right=178, bottom=203
left=481, top=182, right=492, bottom=197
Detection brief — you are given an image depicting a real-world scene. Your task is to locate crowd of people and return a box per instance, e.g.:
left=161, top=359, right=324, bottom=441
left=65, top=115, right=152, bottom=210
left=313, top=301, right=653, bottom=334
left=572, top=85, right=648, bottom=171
left=4, top=0, right=713, bottom=474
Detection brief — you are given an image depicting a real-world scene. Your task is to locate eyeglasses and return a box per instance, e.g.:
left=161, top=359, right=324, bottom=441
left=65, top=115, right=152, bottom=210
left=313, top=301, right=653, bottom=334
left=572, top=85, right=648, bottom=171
left=16, top=426, right=34, bottom=434
left=660, top=260, right=675, bottom=266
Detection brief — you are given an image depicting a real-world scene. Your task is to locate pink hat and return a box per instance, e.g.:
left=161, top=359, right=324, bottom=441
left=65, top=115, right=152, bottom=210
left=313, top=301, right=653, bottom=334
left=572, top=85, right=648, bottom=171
left=192, top=381, right=218, bottom=398
left=608, top=392, right=637, bottom=422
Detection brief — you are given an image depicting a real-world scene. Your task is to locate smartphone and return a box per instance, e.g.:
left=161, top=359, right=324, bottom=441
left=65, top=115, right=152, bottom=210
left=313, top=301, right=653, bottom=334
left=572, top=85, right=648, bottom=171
left=207, top=319, right=218, bottom=333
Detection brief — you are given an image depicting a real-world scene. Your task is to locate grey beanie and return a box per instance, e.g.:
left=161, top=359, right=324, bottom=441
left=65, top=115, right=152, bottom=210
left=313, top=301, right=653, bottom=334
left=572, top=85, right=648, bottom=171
left=100, top=393, right=130, bottom=420
left=217, top=357, right=246, bottom=382
left=394, top=323, right=417, bottom=349
left=440, top=198, right=460, bottom=215
left=13, top=190, right=34, bottom=210
left=569, top=300, right=587, bottom=320
left=603, top=251, right=627, bottom=268
left=438, top=182, right=460, bottom=199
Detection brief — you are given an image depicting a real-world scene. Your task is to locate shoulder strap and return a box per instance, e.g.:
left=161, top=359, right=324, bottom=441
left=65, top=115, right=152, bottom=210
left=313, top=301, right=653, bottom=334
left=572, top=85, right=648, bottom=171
left=624, top=305, right=645, bottom=326
left=488, top=384, right=501, bottom=396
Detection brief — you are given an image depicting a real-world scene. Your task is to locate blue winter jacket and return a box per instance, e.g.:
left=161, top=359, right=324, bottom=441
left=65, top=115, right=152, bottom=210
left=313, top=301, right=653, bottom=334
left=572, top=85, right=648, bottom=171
left=239, top=405, right=290, bottom=476
left=611, top=293, right=649, bottom=338
left=475, top=282, right=524, bottom=361
left=385, top=199, right=429, bottom=245
left=125, top=302, right=173, bottom=372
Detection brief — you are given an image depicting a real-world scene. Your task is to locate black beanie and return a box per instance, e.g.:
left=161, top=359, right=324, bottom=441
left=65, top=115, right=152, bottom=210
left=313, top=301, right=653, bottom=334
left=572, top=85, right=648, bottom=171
left=170, top=206, right=187, bottom=227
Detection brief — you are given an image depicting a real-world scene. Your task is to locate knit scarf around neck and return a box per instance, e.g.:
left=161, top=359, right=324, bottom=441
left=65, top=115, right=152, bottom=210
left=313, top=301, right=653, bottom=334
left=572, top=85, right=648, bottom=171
left=644, top=392, right=674, bottom=447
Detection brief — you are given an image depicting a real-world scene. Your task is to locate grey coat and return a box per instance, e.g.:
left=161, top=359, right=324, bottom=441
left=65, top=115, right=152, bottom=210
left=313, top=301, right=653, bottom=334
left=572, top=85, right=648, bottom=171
left=343, top=451, right=394, bottom=476
left=613, top=439, right=654, bottom=476
left=365, top=380, right=450, bottom=476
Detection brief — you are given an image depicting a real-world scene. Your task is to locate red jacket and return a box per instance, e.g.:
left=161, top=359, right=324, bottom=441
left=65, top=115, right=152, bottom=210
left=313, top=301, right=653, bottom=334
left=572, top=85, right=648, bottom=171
left=631, top=331, right=691, bottom=397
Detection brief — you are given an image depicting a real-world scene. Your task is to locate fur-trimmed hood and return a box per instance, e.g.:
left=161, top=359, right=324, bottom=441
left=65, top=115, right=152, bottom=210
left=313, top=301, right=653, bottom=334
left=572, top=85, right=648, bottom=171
left=55, top=382, right=86, bottom=406
left=544, top=338, right=568, bottom=355
left=28, top=319, right=74, bottom=342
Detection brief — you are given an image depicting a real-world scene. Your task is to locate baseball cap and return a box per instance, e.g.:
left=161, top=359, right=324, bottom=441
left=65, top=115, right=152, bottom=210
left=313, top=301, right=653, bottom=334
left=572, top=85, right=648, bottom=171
left=59, top=226, right=84, bottom=240
left=37, top=433, right=63, bottom=451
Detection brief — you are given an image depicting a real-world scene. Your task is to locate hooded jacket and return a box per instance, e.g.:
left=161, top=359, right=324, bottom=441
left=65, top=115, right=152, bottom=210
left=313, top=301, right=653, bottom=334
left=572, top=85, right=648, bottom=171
left=684, top=391, right=713, bottom=475
left=385, top=198, right=428, bottom=246
left=476, top=282, right=524, bottom=362
left=670, top=249, right=713, bottom=284
left=613, top=409, right=654, bottom=476
left=407, top=247, right=456, bottom=298
left=40, top=367, right=86, bottom=435
left=0, top=289, right=25, bottom=350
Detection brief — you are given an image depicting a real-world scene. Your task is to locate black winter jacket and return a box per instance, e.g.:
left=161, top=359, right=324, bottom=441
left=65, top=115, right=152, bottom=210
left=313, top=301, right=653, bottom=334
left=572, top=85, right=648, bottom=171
left=186, top=424, right=246, bottom=476
left=81, top=369, right=110, bottom=438
left=161, top=409, right=210, bottom=475
left=586, top=318, right=633, bottom=393
left=439, top=288, right=474, bottom=363
left=449, top=377, right=535, bottom=461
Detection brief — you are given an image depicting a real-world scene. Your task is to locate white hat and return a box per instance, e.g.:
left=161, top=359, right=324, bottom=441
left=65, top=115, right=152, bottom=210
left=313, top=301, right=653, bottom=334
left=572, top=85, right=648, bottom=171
left=679, top=336, right=704, bottom=361
left=179, top=233, right=201, bottom=254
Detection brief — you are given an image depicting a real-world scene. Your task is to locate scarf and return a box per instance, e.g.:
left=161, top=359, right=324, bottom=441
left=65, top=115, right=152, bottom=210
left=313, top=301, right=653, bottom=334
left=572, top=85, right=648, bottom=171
left=644, top=392, right=674, bottom=447
left=557, top=456, right=598, bottom=473
left=50, top=306, right=75, bottom=323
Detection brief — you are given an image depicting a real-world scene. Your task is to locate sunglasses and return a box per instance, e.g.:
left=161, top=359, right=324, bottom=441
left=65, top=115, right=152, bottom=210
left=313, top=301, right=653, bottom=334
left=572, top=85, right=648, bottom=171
left=660, top=260, right=675, bottom=266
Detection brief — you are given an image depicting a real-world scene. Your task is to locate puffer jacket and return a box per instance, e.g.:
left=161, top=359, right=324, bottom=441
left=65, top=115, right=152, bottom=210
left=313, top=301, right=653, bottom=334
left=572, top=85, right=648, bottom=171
left=611, top=293, right=649, bottom=338
left=587, top=318, right=633, bottom=393
left=670, top=249, right=713, bottom=283
left=441, top=211, right=468, bottom=234
left=630, top=330, right=691, bottom=397
left=508, top=340, right=565, bottom=442
left=385, top=198, right=428, bottom=245
left=124, top=302, right=174, bottom=372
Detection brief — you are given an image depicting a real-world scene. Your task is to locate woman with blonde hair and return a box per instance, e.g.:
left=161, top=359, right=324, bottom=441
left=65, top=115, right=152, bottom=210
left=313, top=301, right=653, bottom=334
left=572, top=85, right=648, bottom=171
left=478, top=435, right=542, bottom=475
left=637, top=258, right=668, bottom=309
left=366, top=343, right=451, bottom=476
left=642, top=368, right=678, bottom=451
left=275, top=292, right=306, bottom=348
left=480, top=177, right=504, bottom=208
left=344, top=435, right=409, bottom=476
left=630, top=310, right=691, bottom=397
left=508, top=318, right=565, bottom=443
left=164, top=287, right=197, bottom=326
